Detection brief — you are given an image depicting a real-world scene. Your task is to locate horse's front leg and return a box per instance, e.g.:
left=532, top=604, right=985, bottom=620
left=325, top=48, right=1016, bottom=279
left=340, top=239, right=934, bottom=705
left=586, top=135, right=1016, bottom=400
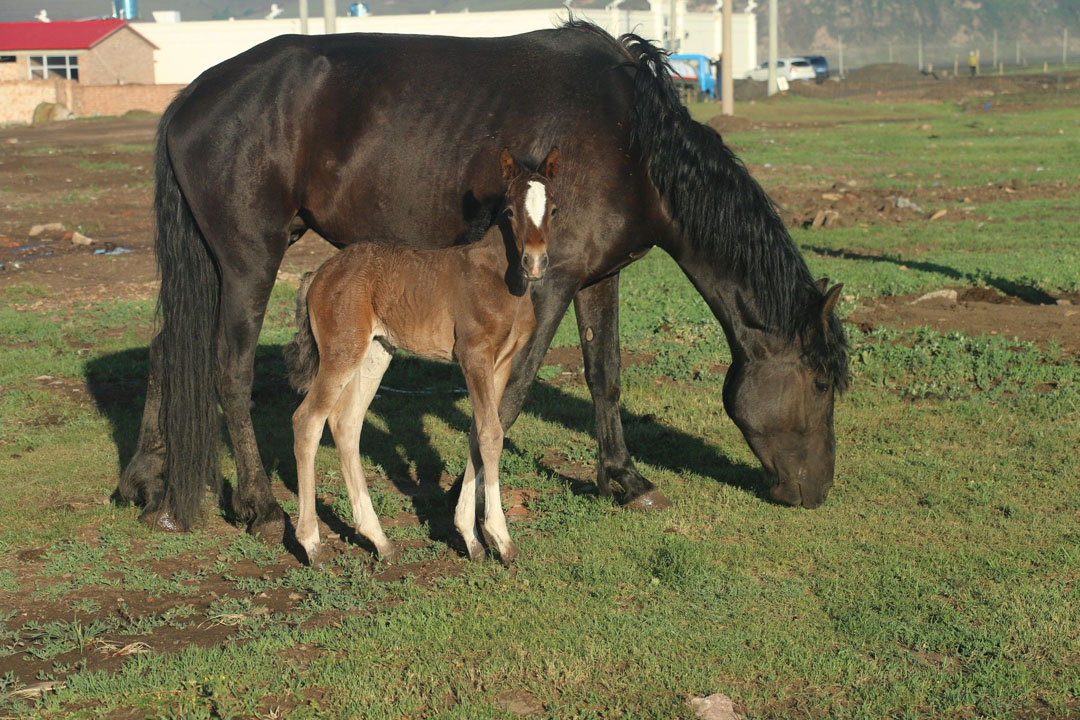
left=573, top=274, right=671, bottom=510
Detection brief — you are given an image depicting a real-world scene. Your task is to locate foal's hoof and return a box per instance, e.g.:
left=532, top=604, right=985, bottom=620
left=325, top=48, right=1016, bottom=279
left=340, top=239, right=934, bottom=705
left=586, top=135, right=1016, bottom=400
left=305, top=543, right=326, bottom=568
left=377, top=544, right=399, bottom=564
left=139, top=508, right=183, bottom=532
left=465, top=539, right=486, bottom=562
left=497, top=543, right=519, bottom=567
left=248, top=504, right=287, bottom=544
left=624, top=489, right=673, bottom=512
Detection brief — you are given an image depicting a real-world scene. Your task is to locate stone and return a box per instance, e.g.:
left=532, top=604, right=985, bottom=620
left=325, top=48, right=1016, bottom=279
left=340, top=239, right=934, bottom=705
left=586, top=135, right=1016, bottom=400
left=71, top=231, right=95, bottom=246
left=29, top=222, right=65, bottom=238
left=911, top=289, right=958, bottom=304
left=689, top=693, right=745, bottom=720
left=929, top=209, right=948, bottom=221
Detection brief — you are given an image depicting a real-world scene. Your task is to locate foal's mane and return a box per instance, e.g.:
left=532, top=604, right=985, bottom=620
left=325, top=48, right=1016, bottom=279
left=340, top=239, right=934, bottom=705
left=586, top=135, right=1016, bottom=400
left=560, top=20, right=848, bottom=390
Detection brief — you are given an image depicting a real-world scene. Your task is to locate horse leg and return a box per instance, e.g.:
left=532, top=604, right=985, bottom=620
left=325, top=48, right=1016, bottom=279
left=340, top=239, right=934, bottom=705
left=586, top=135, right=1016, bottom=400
left=454, top=424, right=486, bottom=561
left=215, top=245, right=289, bottom=540
left=114, top=334, right=166, bottom=517
left=327, top=340, right=396, bottom=562
left=574, top=274, right=671, bottom=510
left=464, top=357, right=518, bottom=566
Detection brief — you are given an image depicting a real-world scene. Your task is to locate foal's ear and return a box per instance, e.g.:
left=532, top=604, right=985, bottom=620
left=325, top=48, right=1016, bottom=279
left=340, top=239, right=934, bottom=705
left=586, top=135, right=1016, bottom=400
left=819, top=284, right=843, bottom=331
left=540, top=146, right=561, bottom=179
left=815, top=277, right=830, bottom=295
left=500, top=148, right=518, bottom=183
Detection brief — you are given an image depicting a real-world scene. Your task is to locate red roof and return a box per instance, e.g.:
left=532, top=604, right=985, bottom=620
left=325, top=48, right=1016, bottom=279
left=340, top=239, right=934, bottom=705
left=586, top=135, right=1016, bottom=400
left=0, top=20, right=153, bottom=52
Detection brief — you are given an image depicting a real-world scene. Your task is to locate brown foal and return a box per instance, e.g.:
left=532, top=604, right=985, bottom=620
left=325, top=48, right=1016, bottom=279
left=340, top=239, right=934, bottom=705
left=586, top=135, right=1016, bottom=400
left=286, top=147, right=560, bottom=566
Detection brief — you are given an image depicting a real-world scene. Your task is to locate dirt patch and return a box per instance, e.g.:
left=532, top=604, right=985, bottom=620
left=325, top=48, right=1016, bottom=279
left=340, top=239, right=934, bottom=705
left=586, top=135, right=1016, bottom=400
left=767, top=179, right=1076, bottom=231
left=848, top=288, right=1080, bottom=354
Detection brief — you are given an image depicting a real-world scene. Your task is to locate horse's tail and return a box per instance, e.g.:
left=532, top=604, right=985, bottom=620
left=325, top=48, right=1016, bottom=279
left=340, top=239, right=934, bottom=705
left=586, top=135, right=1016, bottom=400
left=284, top=272, right=319, bottom=394
left=152, top=90, right=222, bottom=530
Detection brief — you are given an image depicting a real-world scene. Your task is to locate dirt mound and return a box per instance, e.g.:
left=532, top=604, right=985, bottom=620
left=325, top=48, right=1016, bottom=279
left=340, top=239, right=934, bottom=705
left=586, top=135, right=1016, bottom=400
left=848, top=289, right=1080, bottom=355
left=706, top=113, right=759, bottom=135
left=847, top=63, right=927, bottom=83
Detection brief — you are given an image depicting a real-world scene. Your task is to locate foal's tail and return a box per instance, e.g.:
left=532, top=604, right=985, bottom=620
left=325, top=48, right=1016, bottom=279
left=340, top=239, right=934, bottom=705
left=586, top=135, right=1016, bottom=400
left=284, top=272, right=319, bottom=394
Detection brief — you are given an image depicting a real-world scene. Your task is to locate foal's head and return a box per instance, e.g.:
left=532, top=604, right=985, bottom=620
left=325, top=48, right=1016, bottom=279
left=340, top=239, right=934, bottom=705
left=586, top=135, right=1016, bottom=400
left=499, top=147, right=560, bottom=281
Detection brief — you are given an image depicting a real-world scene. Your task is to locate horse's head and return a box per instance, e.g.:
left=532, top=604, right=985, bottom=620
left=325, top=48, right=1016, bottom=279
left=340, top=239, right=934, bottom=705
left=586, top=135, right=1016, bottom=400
left=722, top=282, right=848, bottom=509
left=499, top=147, right=560, bottom=282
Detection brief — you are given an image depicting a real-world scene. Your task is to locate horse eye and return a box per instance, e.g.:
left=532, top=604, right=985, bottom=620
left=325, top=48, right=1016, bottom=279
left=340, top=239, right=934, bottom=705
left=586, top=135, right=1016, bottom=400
left=813, top=379, right=830, bottom=394
left=504, top=208, right=514, bottom=218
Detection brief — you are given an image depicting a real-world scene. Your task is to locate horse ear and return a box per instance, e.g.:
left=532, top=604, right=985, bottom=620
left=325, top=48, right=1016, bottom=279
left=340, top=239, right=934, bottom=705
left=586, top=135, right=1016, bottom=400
left=815, top=277, right=829, bottom=295
left=819, top=284, right=843, bottom=331
left=540, top=146, right=561, bottom=179
left=500, top=148, right=517, bottom=183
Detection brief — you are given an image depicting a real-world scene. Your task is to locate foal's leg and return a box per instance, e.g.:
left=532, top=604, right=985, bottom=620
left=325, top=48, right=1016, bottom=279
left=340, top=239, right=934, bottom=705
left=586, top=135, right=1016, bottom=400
left=462, top=356, right=518, bottom=565
left=327, top=341, right=396, bottom=561
left=454, top=424, right=486, bottom=561
left=292, top=358, right=358, bottom=566
left=574, top=275, right=670, bottom=510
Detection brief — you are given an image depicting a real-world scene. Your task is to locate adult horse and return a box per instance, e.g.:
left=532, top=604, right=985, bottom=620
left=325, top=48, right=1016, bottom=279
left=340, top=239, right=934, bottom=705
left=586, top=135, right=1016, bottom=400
left=116, top=21, right=849, bottom=535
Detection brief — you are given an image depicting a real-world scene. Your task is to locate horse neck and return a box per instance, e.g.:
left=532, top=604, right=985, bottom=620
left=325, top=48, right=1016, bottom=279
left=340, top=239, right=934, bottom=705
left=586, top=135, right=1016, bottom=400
left=666, top=241, right=804, bottom=365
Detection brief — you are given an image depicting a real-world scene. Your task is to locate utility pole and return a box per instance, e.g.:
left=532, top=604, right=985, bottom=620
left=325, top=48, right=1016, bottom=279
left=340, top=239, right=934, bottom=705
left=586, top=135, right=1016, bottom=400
left=299, top=0, right=308, bottom=34
left=721, top=0, right=733, bottom=115
left=917, top=33, right=923, bottom=71
left=767, top=0, right=778, bottom=96
left=992, top=29, right=997, bottom=68
left=324, top=0, right=336, bottom=34
left=888, top=44, right=893, bottom=63
left=1065, top=28, right=1070, bottom=66
left=1016, top=40, right=1020, bottom=65
left=839, top=35, right=844, bottom=77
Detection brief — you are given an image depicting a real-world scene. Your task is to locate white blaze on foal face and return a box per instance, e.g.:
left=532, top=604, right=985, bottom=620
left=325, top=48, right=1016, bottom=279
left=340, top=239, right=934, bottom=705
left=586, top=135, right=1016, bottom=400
left=525, top=180, right=547, bottom=227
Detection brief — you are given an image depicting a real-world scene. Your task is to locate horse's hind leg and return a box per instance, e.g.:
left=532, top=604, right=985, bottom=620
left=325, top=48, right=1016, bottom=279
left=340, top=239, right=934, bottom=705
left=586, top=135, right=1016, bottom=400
left=454, top=425, right=486, bottom=561
left=214, top=237, right=290, bottom=540
left=114, top=334, right=166, bottom=516
left=327, top=340, right=396, bottom=561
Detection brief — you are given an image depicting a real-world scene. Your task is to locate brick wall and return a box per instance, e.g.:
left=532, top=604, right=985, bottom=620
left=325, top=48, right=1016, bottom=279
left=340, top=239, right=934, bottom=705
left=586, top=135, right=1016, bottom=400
left=0, top=80, right=183, bottom=126
left=82, top=27, right=155, bottom=85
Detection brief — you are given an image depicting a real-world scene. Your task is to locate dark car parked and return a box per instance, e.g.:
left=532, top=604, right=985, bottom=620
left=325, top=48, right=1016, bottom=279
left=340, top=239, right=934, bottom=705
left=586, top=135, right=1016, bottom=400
left=804, top=55, right=830, bottom=83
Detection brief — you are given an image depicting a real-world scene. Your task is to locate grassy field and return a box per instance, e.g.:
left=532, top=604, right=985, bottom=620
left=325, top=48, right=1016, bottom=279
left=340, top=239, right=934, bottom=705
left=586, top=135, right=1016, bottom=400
left=1, top=94, right=1079, bottom=718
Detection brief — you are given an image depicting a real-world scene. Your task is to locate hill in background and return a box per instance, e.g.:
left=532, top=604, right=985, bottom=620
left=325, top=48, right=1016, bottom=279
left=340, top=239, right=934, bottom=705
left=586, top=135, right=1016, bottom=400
left=2, top=0, right=1076, bottom=66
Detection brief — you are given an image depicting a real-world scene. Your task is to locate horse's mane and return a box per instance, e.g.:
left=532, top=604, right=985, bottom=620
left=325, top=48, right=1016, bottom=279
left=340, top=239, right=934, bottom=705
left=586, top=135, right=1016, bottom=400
left=559, top=19, right=848, bottom=390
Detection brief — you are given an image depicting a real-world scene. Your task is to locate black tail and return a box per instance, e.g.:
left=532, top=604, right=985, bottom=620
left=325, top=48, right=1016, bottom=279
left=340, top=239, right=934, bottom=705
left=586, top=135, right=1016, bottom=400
left=284, top=272, right=319, bottom=394
left=152, top=92, right=222, bottom=530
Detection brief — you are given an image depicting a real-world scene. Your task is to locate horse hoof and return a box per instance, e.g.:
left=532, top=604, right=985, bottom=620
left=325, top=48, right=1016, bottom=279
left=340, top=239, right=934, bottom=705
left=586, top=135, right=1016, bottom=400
left=140, top=508, right=183, bottom=532
left=248, top=504, right=287, bottom=544
left=378, top=545, right=399, bottom=563
left=624, top=489, right=673, bottom=512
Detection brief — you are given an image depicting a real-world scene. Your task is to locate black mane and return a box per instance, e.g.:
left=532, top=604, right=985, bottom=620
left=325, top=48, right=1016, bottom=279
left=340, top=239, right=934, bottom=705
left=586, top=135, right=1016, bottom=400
left=569, top=22, right=848, bottom=390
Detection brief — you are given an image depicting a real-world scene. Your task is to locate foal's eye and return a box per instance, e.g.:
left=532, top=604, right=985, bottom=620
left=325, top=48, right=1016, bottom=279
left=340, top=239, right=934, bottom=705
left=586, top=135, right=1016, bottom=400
left=550, top=206, right=559, bottom=217
left=504, top=208, right=514, bottom=218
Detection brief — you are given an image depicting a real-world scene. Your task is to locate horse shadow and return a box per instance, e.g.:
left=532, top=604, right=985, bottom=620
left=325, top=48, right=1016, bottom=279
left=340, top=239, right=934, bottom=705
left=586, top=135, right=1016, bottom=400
left=85, top=343, right=763, bottom=552
left=802, top=245, right=1058, bottom=305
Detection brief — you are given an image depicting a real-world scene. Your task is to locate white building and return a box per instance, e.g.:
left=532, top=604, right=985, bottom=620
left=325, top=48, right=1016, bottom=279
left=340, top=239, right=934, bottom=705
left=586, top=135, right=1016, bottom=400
left=132, top=4, right=756, bottom=86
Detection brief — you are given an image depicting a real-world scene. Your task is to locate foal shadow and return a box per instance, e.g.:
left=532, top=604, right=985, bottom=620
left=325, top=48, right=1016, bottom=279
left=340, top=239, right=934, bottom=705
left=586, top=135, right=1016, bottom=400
left=85, top=342, right=765, bottom=553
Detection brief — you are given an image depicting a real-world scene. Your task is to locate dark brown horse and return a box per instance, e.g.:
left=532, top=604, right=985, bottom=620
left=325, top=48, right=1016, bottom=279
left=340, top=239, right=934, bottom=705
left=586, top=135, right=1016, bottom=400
left=116, top=21, right=848, bottom=536
left=286, top=148, right=559, bottom=566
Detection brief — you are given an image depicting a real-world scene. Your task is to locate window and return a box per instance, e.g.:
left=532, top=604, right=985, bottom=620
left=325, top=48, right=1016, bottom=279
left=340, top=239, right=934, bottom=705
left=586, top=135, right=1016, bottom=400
left=29, top=55, right=79, bottom=80
left=0, top=56, right=16, bottom=63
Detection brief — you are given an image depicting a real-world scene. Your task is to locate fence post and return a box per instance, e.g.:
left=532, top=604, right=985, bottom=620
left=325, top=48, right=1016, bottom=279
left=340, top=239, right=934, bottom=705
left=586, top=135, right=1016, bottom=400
left=992, top=29, right=997, bottom=67
left=954, top=54, right=958, bottom=76
left=918, top=33, right=923, bottom=71
left=1065, top=28, right=1070, bottom=66
left=1015, top=40, right=1019, bottom=66
left=839, top=35, right=844, bottom=78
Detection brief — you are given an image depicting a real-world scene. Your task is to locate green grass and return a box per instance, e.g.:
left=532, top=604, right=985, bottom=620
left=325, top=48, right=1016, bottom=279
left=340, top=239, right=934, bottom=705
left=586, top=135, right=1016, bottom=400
left=1, top=101, right=1079, bottom=718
